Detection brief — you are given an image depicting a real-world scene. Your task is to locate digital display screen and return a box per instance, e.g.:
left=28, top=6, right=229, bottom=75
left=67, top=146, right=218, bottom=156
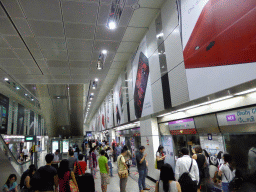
left=63, top=140, right=69, bottom=153
left=52, top=141, right=59, bottom=154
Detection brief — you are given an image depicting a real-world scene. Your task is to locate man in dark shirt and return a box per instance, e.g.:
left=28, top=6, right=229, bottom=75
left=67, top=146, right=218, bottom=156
left=136, top=146, right=150, bottom=192
left=37, top=154, right=58, bottom=192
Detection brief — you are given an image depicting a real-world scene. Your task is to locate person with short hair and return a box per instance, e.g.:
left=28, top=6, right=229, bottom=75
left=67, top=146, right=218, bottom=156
left=68, top=149, right=77, bottom=171
left=36, top=154, right=59, bottom=192
left=22, top=146, right=29, bottom=162
left=98, top=150, right=109, bottom=192
left=52, top=149, right=60, bottom=171
left=155, top=163, right=181, bottom=192
left=3, top=174, right=18, bottom=192
left=118, top=148, right=129, bottom=192
left=74, top=154, right=87, bottom=175
left=136, top=146, right=150, bottom=192
left=175, top=148, right=199, bottom=192
left=218, top=154, right=235, bottom=192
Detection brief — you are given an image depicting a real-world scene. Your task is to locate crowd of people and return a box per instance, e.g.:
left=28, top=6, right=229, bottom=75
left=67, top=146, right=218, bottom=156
left=3, top=139, right=255, bottom=192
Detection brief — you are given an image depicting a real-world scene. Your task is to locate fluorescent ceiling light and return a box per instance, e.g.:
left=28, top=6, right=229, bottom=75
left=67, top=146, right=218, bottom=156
left=89, top=102, right=91, bottom=104
left=95, top=78, right=99, bottom=82
left=201, top=96, right=233, bottom=105
left=16, top=87, right=20, bottom=90
left=177, top=104, right=202, bottom=112
left=57, top=97, right=60, bottom=99
left=24, top=94, right=28, bottom=96
left=108, top=21, right=116, bottom=29
left=92, top=87, right=95, bottom=89
left=90, top=98, right=93, bottom=100
left=31, top=99, right=34, bottom=101
left=91, top=93, right=94, bottom=96
left=234, top=88, right=256, bottom=96
left=4, top=78, right=9, bottom=81
left=157, top=111, right=177, bottom=117
left=102, top=50, right=107, bottom=54
left=156, top=32, right=164, bottom=38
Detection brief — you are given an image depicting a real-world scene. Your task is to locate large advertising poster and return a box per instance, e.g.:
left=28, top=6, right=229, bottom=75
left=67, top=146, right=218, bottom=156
left=132, top=36, right=153, bottom=118
left=113, top=75, right=124, bottom=126
left=105, top=93, right=114, bottom=129
left=29, top=110, right=34, bottom=135
left=101, top=103, right=106, bottom=131
left=38, top=115, right=41, bottom=136
left=0, top=94, right=9, bottom=134
left=17, top=104, right=25, bottom=135
left=179, top=0, right=256, bottom=100
left=161, top=136, right=175, bottom=169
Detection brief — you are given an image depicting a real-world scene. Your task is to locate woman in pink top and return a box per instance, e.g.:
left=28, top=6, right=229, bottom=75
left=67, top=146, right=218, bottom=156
left=89, top=147, right=97, bottom=179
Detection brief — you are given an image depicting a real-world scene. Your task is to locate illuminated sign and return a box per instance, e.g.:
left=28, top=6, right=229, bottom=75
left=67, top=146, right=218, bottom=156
left=25, top=136, right=36, bottom=142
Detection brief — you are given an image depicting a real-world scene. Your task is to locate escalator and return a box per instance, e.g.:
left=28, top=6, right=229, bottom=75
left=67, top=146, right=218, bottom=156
left=0, top=134, right=31, bottom=187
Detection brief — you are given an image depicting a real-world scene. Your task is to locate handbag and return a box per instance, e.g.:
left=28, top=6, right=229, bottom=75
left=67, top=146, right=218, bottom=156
left=118, top=155, right=128, bottom=179
left=69, top=171, right=79, bottom=192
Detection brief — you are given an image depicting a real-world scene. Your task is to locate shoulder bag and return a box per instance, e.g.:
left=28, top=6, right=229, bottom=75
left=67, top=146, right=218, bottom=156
left=118, top=155, right=128, bottom=179
left=69, top=171, right=79, bottom=192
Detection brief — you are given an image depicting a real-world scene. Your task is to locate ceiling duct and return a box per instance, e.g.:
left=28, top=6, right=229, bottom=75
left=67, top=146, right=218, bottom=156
left=106, top=0, right=126, bottom=29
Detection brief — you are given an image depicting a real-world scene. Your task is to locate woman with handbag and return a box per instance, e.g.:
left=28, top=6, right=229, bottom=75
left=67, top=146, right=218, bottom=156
left=156, top=145, right=166, bottom=170
left=89, top=147, right=97, bottom=179
left=117, top=148, right=129, bottom=192
left=58, top=159, right=79, bottom=192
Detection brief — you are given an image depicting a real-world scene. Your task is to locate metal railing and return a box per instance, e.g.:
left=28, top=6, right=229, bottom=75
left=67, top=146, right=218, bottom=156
left=0, top=134, right=31, bottom=176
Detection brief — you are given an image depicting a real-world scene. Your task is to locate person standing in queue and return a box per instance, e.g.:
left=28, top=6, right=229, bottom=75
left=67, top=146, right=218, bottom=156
left=136, top=146, right=150, bottom=192
left=156, top=145, right=166, bottom=170
left=52, top=149, right=60, bottom=171
left=117, top=148, right=129, bottom=192
left=98, top=150, right=109, bottom=192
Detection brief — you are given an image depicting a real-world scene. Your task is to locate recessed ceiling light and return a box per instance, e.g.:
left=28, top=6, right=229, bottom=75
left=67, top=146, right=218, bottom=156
left=95, top=78, right=99, bottom=82
left=57, top=97, right=60, bottom=99
left=102, top=50, right=107, bottom=54
left=16, top=87, right=20, bottom=90
left=92, top=87, right=95, bottom=89
left=108, top=21, right=116, bottom=29
left=31, top=98, right=34, bottom=101
left=4, top=78, right=9, bottom=81
left=25, top=94, right=28, bottom=96
left=91, top=93, right=94, bottom=96
left=90, top=98, right=93, bottom=100
left=89, top=102, right=91, bottom=104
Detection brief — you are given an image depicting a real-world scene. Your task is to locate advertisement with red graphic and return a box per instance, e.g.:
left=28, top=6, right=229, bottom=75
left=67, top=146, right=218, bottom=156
left=179, top=0, right=256, bottom=100
left=101, top=103, right=106, bottom=131
left=113, top=75, right=124, bottom=126
left=132, top=36, right=153, bottom=119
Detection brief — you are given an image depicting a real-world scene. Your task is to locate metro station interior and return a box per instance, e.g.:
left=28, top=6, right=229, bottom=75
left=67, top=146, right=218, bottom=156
left=0, top=0, right=256, bottom=191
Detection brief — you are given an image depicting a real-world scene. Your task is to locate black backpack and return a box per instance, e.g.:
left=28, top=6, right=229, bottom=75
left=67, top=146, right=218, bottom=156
left=223, top=167, right=243, bottom=191
left=178, top=159, right=197, bottom=192
left=30, top=169, right=42, bottom=190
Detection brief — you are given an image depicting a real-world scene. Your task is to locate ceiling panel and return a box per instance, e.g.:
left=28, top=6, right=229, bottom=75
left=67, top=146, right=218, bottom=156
left=3, top=66, right=30, bottom=74
left=22, top=59, right=40, bottom=67
left=29, top=49, right=43, bottom=60
left=0, top=38, right=9, bottom=48
left=71, top=74, right=89, bottom=79
left=12, top=18, right=33, bottom=37
left=117, top=41, right=139, bottom=53
left=138, top=0, right=165, bottom=8
left=0, top=5, right=5, bottom=17
left=67, top=39, right=93, bottom=51
left=70, top=68, right=89, bottom=75
left=20, top=0, right=62, bottom=21
left=4, top=36, right=26, bottom=49
left=113, top=53, right=131, bottom=62
left=46, top=60, right=69, bottom=68
left=110, top=61, right=126, bottom=69
left=97, top=4, right=110, bottom=25
left=100, top=0, right=112, bottom=4
left=0, top=58, right=23, bottom=67
left=95, top=25, right=126, bottom=41
left=36, top=37, right=66, bottom=50
left=93, top=40, right=120, bottom=53
left=69, top=51, right=91, bottom=61
left=65, top=23, right=95, bottom=39
left=24, top=37, right=40, bottom=49
left=28, top=67, right=43, bottom=74
left=1, top=0, right=24, bottom=18
left=126, top=0, right=139, bottom=6
left=118, top=7, right=133, bottom=27
left=28, top=20, right=64, bottom=38
left=69, top=61, right=91, bottom=68
left=61, top=0, right=99, bottom=2
left=91, top=52, right=115, bottom=63
left=62, top=1, right=98, bottom=24
left=41, top=49, right=68, bottom=61
left=53, top=75, right=70, bottom=80
left=128, top=8, right=159, bottom=27
left=49, top=67, right=70, bottom=75
left=122, top=27, right=148, bottom=42
left=0, top=18, right=17, bottom=35
left=0, top=48, right=17, bottom=59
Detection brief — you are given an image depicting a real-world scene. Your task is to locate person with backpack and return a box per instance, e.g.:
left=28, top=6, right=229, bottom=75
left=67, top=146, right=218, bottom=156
left=155, top=163, right=181, bottom=192
left=192, top=145, right=206, bottom=192
left=218, top=154, right=235, bottom=192
left=175, top=147, right=199, bottom=192
left=20, top=164, right=36, bottom=190
left=117, top=147, right=129, bottom=192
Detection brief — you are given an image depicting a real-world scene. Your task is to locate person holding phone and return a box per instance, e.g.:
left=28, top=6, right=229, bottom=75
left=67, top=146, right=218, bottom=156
left=156, top=145, right=166, bottom=170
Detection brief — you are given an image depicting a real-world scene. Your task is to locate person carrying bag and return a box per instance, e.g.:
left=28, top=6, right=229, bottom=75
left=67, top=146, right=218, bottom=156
left=118, top=148, right=129, bottom=192
left=156, top=145, right=166, bottom=170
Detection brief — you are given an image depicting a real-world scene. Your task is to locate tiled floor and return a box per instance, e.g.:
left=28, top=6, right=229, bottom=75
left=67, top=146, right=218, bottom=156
left=93, top=162, right=156, bottom=192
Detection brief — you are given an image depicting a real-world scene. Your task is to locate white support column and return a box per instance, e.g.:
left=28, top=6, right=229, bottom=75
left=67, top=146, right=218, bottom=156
left=7, top=99, right=13, bottom=135
left=13, top=101, right=18, bottom=135
left=140, top=117, right=160, bottom=180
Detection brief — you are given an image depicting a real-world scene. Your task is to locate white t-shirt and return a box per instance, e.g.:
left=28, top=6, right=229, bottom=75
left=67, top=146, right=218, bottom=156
left=219, top=163, right=235, bottom=183
left=22, top=149, right=29, bottom=156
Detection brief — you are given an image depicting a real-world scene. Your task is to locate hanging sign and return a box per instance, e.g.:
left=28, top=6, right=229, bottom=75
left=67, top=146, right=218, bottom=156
left=168, top=118, right=195, bottom=130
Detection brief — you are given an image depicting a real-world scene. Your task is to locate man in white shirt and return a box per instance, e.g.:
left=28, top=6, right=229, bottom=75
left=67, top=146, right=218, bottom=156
left=22, top=146, right=29, bottom=161
left=52, top=149, right=60, bottom=170
left=175, top=147, right=199, bottom=190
